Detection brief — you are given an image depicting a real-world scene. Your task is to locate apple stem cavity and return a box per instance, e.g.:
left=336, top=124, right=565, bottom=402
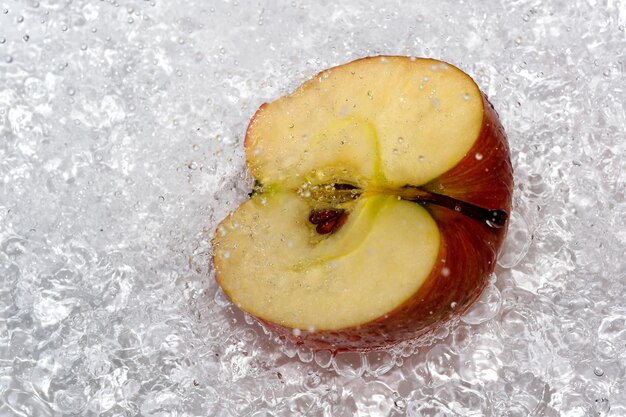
left=401, top=187, right=508, bottom=229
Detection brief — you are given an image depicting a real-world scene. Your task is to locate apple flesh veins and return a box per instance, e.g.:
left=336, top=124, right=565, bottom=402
left=213, top=56, right=513, bottom=351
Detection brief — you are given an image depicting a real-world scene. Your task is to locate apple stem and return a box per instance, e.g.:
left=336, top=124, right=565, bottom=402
left=401, top=187, right=508, bottom=229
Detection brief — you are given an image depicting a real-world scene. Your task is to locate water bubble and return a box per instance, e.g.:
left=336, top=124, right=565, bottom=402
left=463, top=93, right=470, bottom=100
left=0, top=37, right=5, bottom=44
left=22, top=35, right=29, bottom=42
left=61, top=24, right=68, bottom=31
left=2, top=8, right=8, bottom=14
left=5, top=55, right=13, bottom=63
left=292, top=328, right=301, bottom=337
left=423, top=76, right=429, bottom=82
left=441, top=267, right=450, bottom=277
left=593, top=367, right=604, bottom=376
left=461, top=283, right=502, bottom=325
left=594, top=398, right=610, bottom=415
left=16, top=15, right=24, bottom=23
left=367, top=90, right=374, bottom=99
left=475, top=152, right=483, bottom=160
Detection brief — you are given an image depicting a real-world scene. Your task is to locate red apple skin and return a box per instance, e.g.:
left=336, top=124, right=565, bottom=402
left=249, top=93, right=513, bottom=352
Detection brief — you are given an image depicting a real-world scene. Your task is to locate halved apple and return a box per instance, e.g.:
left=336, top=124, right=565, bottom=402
left=212, top=56, right=513, bottom=351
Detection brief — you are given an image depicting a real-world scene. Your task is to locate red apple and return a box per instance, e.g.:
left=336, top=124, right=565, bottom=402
left=212, top=56, right=513, bottom=351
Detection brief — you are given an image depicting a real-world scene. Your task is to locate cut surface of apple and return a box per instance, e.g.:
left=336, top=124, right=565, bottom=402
left=212, top=56, right=513, bottom=351
left=215, top=192, right=440, bottom=331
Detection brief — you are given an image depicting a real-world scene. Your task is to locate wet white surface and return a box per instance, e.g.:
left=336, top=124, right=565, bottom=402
left=1, top=0, right=625, bottom=416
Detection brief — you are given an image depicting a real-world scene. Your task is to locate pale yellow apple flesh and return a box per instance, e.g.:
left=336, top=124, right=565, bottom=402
left=215, top=192, right=440, bottom=331
left=245, top=57, right=483, bottom=189
left=213, top=56, right=492, bottom=342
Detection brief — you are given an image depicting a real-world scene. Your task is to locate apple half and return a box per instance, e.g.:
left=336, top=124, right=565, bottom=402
left=212, top=56, right=513, bottom=351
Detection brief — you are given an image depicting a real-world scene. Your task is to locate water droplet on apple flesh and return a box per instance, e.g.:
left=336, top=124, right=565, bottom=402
left=475, top=152, right=484, bottom=160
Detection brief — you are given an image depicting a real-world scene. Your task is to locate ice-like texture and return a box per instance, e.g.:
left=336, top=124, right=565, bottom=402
left=1, top=0, right=624, bottom=416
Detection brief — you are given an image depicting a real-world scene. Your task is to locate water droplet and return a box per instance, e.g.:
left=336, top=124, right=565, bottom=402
left=393, top=148, right=399, bottom=155
left=431, top=97, right=440, bottom=108
left=602, top=69, right=610, bottom=77
left=475, top=152, right=483, bottom=160
left=397, top=137, right=404, bottom=143
left=61, top=24, right=68, bottom=31
left=289, top=123, right=294, bottom=128
left=442, top=267, right=451, bottom=277
left=16, top=15, right=24, bottom=23
left=127, top=17, right=134, bottom=24
left=91, top=27, right=97, bottom=33
left=454, top=205, right=461, bottom=212
left=594, top=398, right=610, bottom=415
left=67, top=88, right=75, bottom=96
left=594, top=367, right=604, bottom=376
left=450, top=301, right=457, bottom=308
left=5, top=55, right=13, bottom=63
left=463, top=93, right=470, bottom=101
left=292, top=328, right=302, bottom=337
left=367, top=90, right=374, bottom=99
left=0, top=37, right=5, bottom=44
left=409, top=56, right=417, bottom=61
left=2, top=8, right=8, bottom=14
left=22, top=34, right=29, bottom=42
left=417, top=155, right=425, bottom=162
left=423, top=75, right=429, bottom=82
left=430, top=64, right=437, bottom=71
left=80, top=44, right=87, bottom=51
left=223, top=251, right=230, bottom=259
left=380, top=57, right=387, bottom=63
left=419, top=84, right=424, bottom=90
left=415, top=15, right=423, bottom=22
